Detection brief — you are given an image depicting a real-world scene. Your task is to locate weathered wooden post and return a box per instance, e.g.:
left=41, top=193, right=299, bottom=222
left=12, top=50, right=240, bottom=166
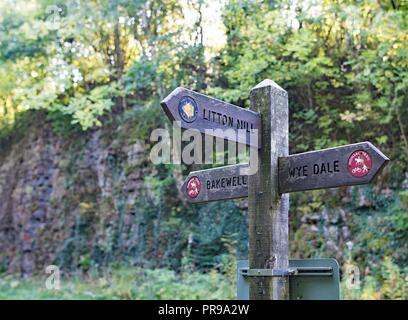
left=248, top=80, right=289, bottom=300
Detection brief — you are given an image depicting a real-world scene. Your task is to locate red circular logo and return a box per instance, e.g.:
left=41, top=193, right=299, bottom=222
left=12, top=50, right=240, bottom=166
left=348, top=150, right=372, bottom=177
left=186, top=176, right=201, bottom=198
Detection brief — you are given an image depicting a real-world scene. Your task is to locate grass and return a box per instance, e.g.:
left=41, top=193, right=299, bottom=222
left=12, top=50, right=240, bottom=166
left=0, top=267, right=236, bottom=300
left=1, top=261, right=406, bottom=300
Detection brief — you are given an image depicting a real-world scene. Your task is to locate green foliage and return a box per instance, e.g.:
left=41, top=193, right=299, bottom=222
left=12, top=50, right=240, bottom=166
left=0, top=0, right=407, bottom=300
left=0, top=0, right=207, bottom=135
left=342, top=257, right=408, bottom=300
left=46, top=110, right=81, bottom=137
left=212, top=0, right=408, bottom=159
left=190, top=201, right=247, bottom=270
left=349, top=187, right=408, bottom=268
left=289, top=184, right=408, bottom=299
left=124, top=59, right=157, bottom=100
left=118, top=103, right=165, bottom=143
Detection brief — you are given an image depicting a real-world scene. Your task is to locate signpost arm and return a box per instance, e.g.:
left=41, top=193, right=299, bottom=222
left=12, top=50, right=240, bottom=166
left=248, top=79, right=289, bottom=300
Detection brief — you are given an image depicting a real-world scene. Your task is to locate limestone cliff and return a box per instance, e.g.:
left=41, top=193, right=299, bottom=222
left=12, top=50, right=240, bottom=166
left=0, top=112, right=158, bottom=275
left=0, top=112, right=400, bottom=278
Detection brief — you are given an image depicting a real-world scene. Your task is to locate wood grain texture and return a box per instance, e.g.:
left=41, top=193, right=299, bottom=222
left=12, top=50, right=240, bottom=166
left=161, top=87, right=261, bottom=147
left=248, top=79, right=289, bottom=300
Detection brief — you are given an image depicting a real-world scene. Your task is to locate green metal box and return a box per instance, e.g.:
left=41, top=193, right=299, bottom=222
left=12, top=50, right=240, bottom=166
left=237, top=258, right=340, bottom=300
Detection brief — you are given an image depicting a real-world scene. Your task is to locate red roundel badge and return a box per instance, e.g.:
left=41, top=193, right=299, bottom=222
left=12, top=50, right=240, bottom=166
left=348, top=150, right=372, bottom=177
left=186, top=176, right=201, bottom=198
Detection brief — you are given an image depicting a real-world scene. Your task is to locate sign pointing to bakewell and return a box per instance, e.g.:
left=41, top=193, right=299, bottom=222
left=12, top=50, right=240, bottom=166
left=161, top=87, right=261, bottom=147
left=181, top=164, right=248, bottom=203
left=278, top=141, right=389, bottom=194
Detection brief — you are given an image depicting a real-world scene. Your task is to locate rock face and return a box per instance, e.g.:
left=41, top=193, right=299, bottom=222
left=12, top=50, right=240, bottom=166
left=0, top=113, right=397, bottom=277
left=0, top=113, right=152, bottom=276
left=0, top=123, right=58, bottom=275
left=0, top=111, right=249, bottom=277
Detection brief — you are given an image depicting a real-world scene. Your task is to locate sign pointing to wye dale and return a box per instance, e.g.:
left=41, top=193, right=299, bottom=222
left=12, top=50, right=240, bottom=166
left=181, top=164, right=248, bottom=203
left=278, top=141, right=389, bottom=193
left=161, top=87, right=261, bottom=147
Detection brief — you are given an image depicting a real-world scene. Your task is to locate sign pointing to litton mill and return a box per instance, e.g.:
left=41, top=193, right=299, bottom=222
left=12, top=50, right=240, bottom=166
left=161, top=87, right=261, bottom=147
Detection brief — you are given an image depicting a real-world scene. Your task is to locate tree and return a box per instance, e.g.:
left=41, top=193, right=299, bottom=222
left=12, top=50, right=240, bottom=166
left=211, top=0, right=407, bottom=166
left=0, top=0, right=208, bottom=131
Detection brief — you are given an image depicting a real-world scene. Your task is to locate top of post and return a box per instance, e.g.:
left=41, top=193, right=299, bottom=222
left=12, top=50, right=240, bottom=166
left=251, top=79, right=286, bottom=93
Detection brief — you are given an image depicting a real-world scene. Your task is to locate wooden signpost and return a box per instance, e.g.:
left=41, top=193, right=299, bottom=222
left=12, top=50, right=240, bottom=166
left=161, top=79, right=390, bottom=300
left=247, top=80, right=290, bottom=300
left=161, top=87, right=261, bottom=147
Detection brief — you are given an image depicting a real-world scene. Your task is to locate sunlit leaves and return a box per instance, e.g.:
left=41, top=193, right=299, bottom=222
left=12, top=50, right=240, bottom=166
left=213, top=0, right=407, bottom=157
left=0, top=0, right=207, bottom=133
left=66, top=85, right=118, bottom=129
